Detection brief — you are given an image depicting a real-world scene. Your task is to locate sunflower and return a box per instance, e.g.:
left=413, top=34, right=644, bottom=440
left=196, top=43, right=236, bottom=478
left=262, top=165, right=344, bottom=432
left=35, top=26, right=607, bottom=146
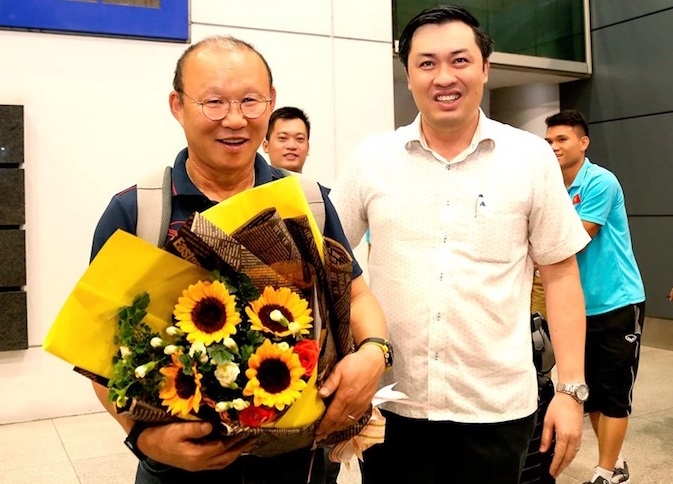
left=159, top=354, right=203, bottom=417
left=243, top=339, right=307, bottom=410
left=173, top=280, right=241, bottom=345
left=245, top=286, right=313, bottom=338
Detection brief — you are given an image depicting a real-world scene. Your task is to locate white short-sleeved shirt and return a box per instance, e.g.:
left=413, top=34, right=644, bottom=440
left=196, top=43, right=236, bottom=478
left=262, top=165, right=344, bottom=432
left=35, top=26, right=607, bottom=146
left=330, top=111, right=589, bottom=423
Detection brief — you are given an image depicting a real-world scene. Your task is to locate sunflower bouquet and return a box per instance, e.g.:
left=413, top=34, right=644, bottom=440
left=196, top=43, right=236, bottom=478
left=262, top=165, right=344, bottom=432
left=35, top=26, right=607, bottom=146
left=107, top=270, right=321, bottom=431
left=44, top=177, right=367, bottom=456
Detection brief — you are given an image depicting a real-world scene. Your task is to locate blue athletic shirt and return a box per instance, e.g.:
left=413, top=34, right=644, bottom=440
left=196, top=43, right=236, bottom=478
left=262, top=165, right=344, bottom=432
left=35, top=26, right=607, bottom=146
left=568, top=158, right=645, bottom=316
left=90, top=148, right=362, bottom=280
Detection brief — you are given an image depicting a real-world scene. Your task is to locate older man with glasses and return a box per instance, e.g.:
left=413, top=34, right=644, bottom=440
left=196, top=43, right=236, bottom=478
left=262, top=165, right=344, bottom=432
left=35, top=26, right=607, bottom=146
left=89, top=35, right=388, bottom=484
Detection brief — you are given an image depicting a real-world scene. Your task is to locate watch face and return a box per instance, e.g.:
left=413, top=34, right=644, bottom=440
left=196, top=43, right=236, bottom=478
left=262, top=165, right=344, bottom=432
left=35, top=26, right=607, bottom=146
left=576, top=384, right=590, bottom=402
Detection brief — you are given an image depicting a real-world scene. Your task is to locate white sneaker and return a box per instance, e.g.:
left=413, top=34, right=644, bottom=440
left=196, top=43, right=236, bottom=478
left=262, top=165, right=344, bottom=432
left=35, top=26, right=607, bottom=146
left=611, top=461, right=631, bottom=484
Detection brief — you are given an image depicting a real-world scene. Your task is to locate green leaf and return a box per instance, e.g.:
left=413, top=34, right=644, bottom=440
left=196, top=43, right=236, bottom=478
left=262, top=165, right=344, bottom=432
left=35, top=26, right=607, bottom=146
left=240, top=344, right=254, bottom=363
left=107, top=292, right=165, bottom=405
left=247, top=329, right=266, bottom=347
left=208, top=344, right=234, bottom=365
left=178, top=353, right=194, bottom=375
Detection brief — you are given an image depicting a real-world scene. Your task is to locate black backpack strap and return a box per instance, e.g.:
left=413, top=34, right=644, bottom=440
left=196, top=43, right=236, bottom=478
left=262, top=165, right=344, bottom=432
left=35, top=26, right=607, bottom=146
left=531, top=312, right=555, bottom=373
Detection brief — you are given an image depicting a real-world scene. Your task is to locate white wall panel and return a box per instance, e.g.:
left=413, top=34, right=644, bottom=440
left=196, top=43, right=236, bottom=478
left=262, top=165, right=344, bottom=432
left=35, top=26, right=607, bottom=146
left=0, top=348, right=101, bottom=424
left=333, top=0, right=392, bottom=42
left=191, top=0, right=332, bottom=37
left=333, top=38, right=394, bottom=172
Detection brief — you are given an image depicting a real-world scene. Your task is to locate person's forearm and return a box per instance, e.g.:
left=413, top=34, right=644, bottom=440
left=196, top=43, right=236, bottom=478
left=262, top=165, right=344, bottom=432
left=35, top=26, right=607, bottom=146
left=348, top=276, right=387, bottom=345
left=539, top=256, right=586, bottom=383
left=92, top=381, right=137, bottom=434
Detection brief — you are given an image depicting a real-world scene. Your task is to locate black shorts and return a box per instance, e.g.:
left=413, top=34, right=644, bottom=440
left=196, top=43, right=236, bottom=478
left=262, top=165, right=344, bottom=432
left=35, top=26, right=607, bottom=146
left=585, top=302, right=645, bottom=418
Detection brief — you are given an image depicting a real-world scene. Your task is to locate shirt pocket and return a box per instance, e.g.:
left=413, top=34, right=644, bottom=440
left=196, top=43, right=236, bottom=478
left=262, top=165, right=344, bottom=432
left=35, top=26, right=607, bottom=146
left=470, top=200, right=526, bottom=263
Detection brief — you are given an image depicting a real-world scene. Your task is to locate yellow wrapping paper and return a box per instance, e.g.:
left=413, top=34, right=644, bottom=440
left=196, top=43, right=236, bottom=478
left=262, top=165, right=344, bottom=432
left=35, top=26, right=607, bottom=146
left=202, top=176, right=324, bottom=261
left=43, top=176, right=327, bottom=430
left=43, top=231, right=210, bottom=379
left=267, top=366, right=322, bottom=429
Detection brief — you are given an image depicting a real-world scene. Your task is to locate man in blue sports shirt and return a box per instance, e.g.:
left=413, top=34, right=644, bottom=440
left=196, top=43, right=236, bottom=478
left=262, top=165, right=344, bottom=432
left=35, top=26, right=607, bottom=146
left=546, top=109, right=645, bottom=484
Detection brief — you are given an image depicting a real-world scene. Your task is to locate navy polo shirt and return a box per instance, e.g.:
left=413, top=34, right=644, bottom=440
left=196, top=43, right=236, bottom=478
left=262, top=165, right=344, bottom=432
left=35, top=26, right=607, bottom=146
left=90, top=148, right=362, bottom=278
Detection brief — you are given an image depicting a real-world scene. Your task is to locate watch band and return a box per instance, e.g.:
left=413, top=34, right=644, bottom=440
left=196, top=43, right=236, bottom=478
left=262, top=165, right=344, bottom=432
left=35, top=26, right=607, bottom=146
left=124, top=421, right=151, bottom=461
left=555, top=382, right=589, bottom=403
left=357, top=337, right=393, bottom=370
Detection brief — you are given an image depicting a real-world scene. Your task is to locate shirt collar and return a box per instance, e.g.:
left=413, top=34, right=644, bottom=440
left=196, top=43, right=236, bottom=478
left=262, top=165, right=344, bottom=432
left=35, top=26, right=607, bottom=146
left=254, top=152, right=278, bottom=185
left=172, top=148, right=199, bottom=196
left=569, top=157, right=591, bottom=189
left=400, top=109, right=496, bottom=159
left=172, top=148, right=275, bottom=195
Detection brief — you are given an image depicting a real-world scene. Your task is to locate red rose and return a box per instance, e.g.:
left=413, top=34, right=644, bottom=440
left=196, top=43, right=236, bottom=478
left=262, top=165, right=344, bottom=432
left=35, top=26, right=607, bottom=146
left=293, top=339, right=319, bottom=377
left=239, top=405, right=277, bottom=428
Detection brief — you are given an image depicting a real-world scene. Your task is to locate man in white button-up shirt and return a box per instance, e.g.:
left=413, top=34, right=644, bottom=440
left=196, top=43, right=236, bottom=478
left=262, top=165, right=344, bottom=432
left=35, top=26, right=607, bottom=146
left=330, top=5, right=590, bottom=483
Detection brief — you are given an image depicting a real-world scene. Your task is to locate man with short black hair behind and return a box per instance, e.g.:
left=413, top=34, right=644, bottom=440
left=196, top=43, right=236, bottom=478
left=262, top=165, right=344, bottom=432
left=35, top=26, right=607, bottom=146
left=264, top=106, right=311, bottom=173
left=546, top=109, right=645, bottom=484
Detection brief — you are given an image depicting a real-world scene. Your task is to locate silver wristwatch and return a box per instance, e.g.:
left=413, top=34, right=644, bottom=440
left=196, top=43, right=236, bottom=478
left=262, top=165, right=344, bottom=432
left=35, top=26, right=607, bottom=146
left=556, top=382, right=589, bottom=403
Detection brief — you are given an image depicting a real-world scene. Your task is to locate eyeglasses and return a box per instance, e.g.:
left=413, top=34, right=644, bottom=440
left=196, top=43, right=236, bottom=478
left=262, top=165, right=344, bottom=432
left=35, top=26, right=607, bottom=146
left=178, top=90, right=272, bottom=121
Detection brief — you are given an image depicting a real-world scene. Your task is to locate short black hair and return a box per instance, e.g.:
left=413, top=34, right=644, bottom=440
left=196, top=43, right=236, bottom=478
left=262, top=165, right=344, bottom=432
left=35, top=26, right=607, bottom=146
left=545, top=109, right=590, bottom=137
left=398, top=5, right=494, bottom=70
left=266, top=106, right=311, bottom=140
left=172, top=35, right=273, bottom=94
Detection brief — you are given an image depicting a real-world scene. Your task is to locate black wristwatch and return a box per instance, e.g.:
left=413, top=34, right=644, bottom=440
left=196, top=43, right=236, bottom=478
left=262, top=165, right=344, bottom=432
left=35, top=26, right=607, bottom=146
left=124, top=421, right=150, bottom=461
left=357, top=337, right=394, bottom=370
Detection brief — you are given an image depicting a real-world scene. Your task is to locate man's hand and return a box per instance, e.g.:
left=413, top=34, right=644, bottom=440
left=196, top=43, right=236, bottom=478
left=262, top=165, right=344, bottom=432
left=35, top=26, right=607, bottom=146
left=314, top=344, right=386, bottom=440
left=540, top=393, right=584, bottom=477
left=138, top=421, right=257, bottom=472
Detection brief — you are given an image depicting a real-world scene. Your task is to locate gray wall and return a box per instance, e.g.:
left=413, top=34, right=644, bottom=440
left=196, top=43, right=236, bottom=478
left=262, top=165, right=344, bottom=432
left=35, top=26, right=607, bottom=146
left=561, top=2, right=673, bottom=319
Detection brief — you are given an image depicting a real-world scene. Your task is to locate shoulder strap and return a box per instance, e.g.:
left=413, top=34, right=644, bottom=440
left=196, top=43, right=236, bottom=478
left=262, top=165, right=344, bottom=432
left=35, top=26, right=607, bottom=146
left=276, top=168, right=326, bottom=234
left=136, top=166, right=172, bottom=247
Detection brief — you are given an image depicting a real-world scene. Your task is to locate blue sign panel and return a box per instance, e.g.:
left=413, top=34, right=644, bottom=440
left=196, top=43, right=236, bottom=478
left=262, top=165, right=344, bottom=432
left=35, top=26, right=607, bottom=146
left=0, top=0, right=189, bottom=42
